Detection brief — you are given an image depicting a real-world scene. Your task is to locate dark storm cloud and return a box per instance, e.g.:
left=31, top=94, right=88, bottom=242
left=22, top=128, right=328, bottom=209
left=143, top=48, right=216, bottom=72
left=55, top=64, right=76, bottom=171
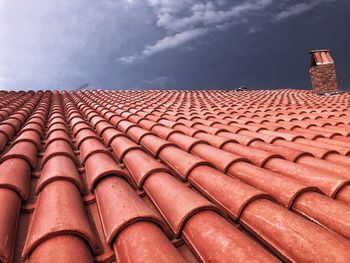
left=0, top=0, right=349, bottom=91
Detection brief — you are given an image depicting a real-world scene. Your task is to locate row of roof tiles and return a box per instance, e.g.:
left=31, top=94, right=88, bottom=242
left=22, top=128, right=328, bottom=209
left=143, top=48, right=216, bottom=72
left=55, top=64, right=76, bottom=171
left=0, top=89, right=350, bottom=262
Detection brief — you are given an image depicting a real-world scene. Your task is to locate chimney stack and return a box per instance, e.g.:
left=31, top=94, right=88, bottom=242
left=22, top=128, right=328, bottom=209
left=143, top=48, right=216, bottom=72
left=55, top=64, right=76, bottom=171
left=309, top=49, right=338, bottom=93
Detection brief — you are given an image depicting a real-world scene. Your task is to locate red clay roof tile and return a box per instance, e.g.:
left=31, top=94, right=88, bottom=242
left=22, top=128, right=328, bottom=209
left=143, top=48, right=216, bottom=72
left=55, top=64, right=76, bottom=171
left=42, top=140, right=78, bottom=167
left=264, top=158, right=350, bottom=197
left=0, top=158, right=31, bottom=200
left=85, top=152, right=127, bottom=192
left=27, top=235, right=94, bottom=263
left=101, top=127, right=125, bottom=146
left=45, top=130, right=71, bottom=146
left=189, top=165, right=272, bottom=220
left=94, top=176, right=169, bottom=245
left=1, top=142, right=38, bottom=168
left=0, top=189, right=21, bottom=262
left=168, top=133, right=208, bottom=152
left=292, top=191, right=350, bottom=240
left=110, top=135, right=144, bottom=161
left=190, top=143, right=249, bottom=173
left=37, top=155, right=83, bottom=194
left=79, top=138, right=112, bottom=164
left=114, top=222, right=186, bottom=263
left=2, top=89, right=350, bottom=262
left=227, top=161, right=321, bottom=208
left=22, top=180, right=99, bottom=259
left=126, top=126, right=152, bottom=144
left=241, top=198, right=350, bottom=262
left=183, top=210, right=278, bottom=262
left=0, top=123, right=16, bottom=140
left=123, top=150, right=171, bottom=189
left=143, top=171, right=220, bottom=237
left=158, top=146, right=213, bottom=181
left=140, top=134, right=176, bottom=158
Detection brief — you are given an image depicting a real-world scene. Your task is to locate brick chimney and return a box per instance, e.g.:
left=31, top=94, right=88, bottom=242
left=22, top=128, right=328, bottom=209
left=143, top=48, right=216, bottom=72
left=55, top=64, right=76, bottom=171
left=309, top=49, right=338, bottom=93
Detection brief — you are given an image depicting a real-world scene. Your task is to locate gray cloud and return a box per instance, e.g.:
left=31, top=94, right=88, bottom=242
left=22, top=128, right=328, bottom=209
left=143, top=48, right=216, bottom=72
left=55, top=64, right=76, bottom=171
left=0, top=0, right=347, bottom=90
left=273, top=0, right=335, bottom=21
left=0, top=0, right=152, bottom=90
left=119, top=27, right=209, bottom=63
left=142, top=28, right=209, bottom=56
left=143, top=75, right=175, bottom=88
left=154, top=0, right=273, bottom=33
left=119, top=0, right=274, bottom=62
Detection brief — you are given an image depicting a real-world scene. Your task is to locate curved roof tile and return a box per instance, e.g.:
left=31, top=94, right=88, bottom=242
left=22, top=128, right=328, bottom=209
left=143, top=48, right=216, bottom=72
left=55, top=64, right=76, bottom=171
left=1, top=89, right=350, bottom=262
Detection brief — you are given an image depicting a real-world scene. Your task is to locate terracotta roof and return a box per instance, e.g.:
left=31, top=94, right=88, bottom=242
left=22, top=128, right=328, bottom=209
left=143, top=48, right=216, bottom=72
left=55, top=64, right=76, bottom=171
left=1, top=89, right=350, bottom=262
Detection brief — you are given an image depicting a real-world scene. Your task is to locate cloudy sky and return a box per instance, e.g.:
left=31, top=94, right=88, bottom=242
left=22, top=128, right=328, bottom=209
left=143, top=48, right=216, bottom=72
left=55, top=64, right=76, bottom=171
left=0, top=0, right=349, bottom=90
